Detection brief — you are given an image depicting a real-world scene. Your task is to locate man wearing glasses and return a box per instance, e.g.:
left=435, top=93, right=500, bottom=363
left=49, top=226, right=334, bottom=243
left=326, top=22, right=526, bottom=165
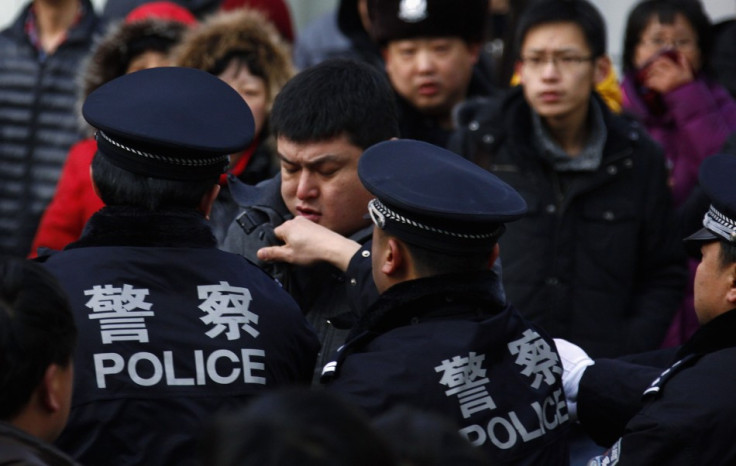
left=450, top=0, right=686, bottom=362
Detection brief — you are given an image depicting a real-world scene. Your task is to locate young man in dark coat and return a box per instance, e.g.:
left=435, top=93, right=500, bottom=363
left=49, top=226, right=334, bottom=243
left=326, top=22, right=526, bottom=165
left=557, top=153, right=736, bottom=465
left=222, top=58, right=400, bottom=383
left=317, top=139, right=570, bottom=464
left=450, top=0, right=686, bottom=359
left=39, top=67, right=319, bottom=466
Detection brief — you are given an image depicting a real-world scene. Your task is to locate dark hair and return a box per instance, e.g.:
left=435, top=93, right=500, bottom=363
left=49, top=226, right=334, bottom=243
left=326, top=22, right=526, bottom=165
left=718, top=239, right=736, bottom=268
left=124, top=32, right=181, bottom=69
left=91, top=153, right=218, bottom=210
left=514, top=0, right=606, bottom=59
left=372, top=405, right=491, bottom=466
left=199, top=388, right=396, bottom=466
left=0, top=257, right=77, bottom=420
left=404, top=241, right=493, bottom=276
left=622, top=0, right=712, bottom=74
left=209, top=51, right=265, bottom=81
left=270, top=58, right=399, bottom=149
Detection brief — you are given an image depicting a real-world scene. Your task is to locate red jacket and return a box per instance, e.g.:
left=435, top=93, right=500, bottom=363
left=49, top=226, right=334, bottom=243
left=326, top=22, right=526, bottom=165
left=30, top=138, right=103, bottom=257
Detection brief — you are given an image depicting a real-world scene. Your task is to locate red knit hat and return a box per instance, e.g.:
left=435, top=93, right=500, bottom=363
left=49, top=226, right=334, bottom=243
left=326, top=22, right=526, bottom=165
left=125, top=1, right=198, bottom=25
left=219, top=0, right=294, bottom=43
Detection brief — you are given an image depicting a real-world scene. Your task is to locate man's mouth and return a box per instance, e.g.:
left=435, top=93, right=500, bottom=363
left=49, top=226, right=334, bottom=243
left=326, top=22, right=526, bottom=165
left=296, top=206, right=321, bottom=222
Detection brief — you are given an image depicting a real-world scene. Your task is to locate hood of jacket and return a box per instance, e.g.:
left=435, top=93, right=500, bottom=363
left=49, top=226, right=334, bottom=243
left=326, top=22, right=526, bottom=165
left=173, top=8, right=294, bottom=110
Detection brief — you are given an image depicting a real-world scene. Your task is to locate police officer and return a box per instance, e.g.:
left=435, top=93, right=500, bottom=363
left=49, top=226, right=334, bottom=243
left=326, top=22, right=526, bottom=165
left=39, top=67, right=320, bottom=466
left=321, top=139, right=570, bottom=464
left=557, top=153, right=736, bottom=465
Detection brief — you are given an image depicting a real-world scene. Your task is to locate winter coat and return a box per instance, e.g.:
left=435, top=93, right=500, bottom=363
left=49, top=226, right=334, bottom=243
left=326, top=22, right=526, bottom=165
left=0, top=422, right=80, bottom=466
left=579, top=309, right=736, bottom=465
left=29, top=139, right=102, bottom=257
left=41, top=206, right=319, bottom=466
left=223, top=176, right=375, bottom=383
left=450, top=88, right=687, bottom=358
left=621, top=73, right=736, bottom=207
left=324, top=271, right=571, bottom=465
left=0, top=0, right=102, bottom=257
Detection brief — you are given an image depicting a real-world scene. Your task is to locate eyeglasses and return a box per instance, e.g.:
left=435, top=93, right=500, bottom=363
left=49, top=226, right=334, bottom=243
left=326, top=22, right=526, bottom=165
left=639, top=36, right=696, bottom=50
left=519, top=55, right=594, bottom=72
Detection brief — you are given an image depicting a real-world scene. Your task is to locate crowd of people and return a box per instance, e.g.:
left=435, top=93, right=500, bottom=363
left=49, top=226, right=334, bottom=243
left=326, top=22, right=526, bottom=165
left=2, top=0, right=736, bottom=465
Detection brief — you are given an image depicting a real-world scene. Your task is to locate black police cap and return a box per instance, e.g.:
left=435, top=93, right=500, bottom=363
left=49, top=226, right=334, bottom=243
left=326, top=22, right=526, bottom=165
left=685, top=153, right=736, bottom=252
left=83, top=67, right=255, bottom=181
left=359, top=139, right=527, bottom=254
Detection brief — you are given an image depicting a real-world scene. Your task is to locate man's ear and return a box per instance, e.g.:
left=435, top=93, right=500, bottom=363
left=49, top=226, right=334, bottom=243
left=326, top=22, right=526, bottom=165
left=488, top=243, right=500, bottom=268
left=467, top=42, right=482, bottom=64
left=593, top=54, right=612, bottom=86
left=40, top=365, right=62, bottom=413
left=198, top=184, right=220, bottom=220
left=726, top=264, right=736, bottom=305
left=381, top=237, right=404, bottom=276
left=90, top=166, right=101, bottom=198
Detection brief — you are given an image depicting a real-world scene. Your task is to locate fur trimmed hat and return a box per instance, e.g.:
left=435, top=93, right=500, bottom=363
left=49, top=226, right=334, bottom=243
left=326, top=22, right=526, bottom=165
left=173, top=8, right=294, bottom=111
left=82, top=21, right=190, bottom=100
left=368, top=0, right=488, bottom=46
left=78, top=15, right=191, bottom=134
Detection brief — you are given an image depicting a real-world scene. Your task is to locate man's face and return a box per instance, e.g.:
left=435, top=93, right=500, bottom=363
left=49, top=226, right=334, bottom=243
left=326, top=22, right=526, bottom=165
left=384, top=37, right=479, bottom=117
left=693, top=241, right=733, bottom=325
left=279, top=135, right=373, bottom=236
left=519, top=22, right=601, bottom=125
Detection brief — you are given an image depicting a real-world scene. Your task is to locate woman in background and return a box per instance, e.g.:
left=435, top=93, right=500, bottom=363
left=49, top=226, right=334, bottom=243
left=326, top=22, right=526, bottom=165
left=621, top=0, right=736, bottom=345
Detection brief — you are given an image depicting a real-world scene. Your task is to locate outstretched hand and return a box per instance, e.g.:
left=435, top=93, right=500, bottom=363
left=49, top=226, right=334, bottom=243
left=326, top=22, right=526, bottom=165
left=257, top=216, right=362, bottom=272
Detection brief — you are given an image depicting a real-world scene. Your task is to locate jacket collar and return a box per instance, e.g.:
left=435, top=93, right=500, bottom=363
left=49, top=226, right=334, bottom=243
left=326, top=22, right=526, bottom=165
left=677, top=308, right=736, bottom=359
left=67, top=206, right=217, bottom=249
left=0, top=421, right=80, bottom=466
left=349, top=270, right=506, bottom=339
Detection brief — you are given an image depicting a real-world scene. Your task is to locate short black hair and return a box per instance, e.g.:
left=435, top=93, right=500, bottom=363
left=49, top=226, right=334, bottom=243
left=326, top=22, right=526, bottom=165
left=200, top=388, right=396, bottom=466
left=270, top=58, right=399, bottom=150
left=718, top=239, right=736, bottom=269
left=404, top=241, right=494, bottom=276
left=91, top=152, right=218, bottom=211
left=0, top=257, right=77, bottom=420
left=622, top=0, right=712, bottom=74
left=514, top=0, right=606, bottom=59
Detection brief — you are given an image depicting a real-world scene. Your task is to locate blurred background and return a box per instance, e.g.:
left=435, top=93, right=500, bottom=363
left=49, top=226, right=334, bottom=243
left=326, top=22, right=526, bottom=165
left=1, top=0, right=734, bottom=74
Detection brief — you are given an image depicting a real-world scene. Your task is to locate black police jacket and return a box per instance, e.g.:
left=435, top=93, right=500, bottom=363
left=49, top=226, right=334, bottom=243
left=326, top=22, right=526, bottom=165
left=450, top=88, right=687, bottom=358
left=324, top=271, right=571, bottom=465
left=41, top=207, right=320, bottom=466
left=579, top=309, right=736, bottom=465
